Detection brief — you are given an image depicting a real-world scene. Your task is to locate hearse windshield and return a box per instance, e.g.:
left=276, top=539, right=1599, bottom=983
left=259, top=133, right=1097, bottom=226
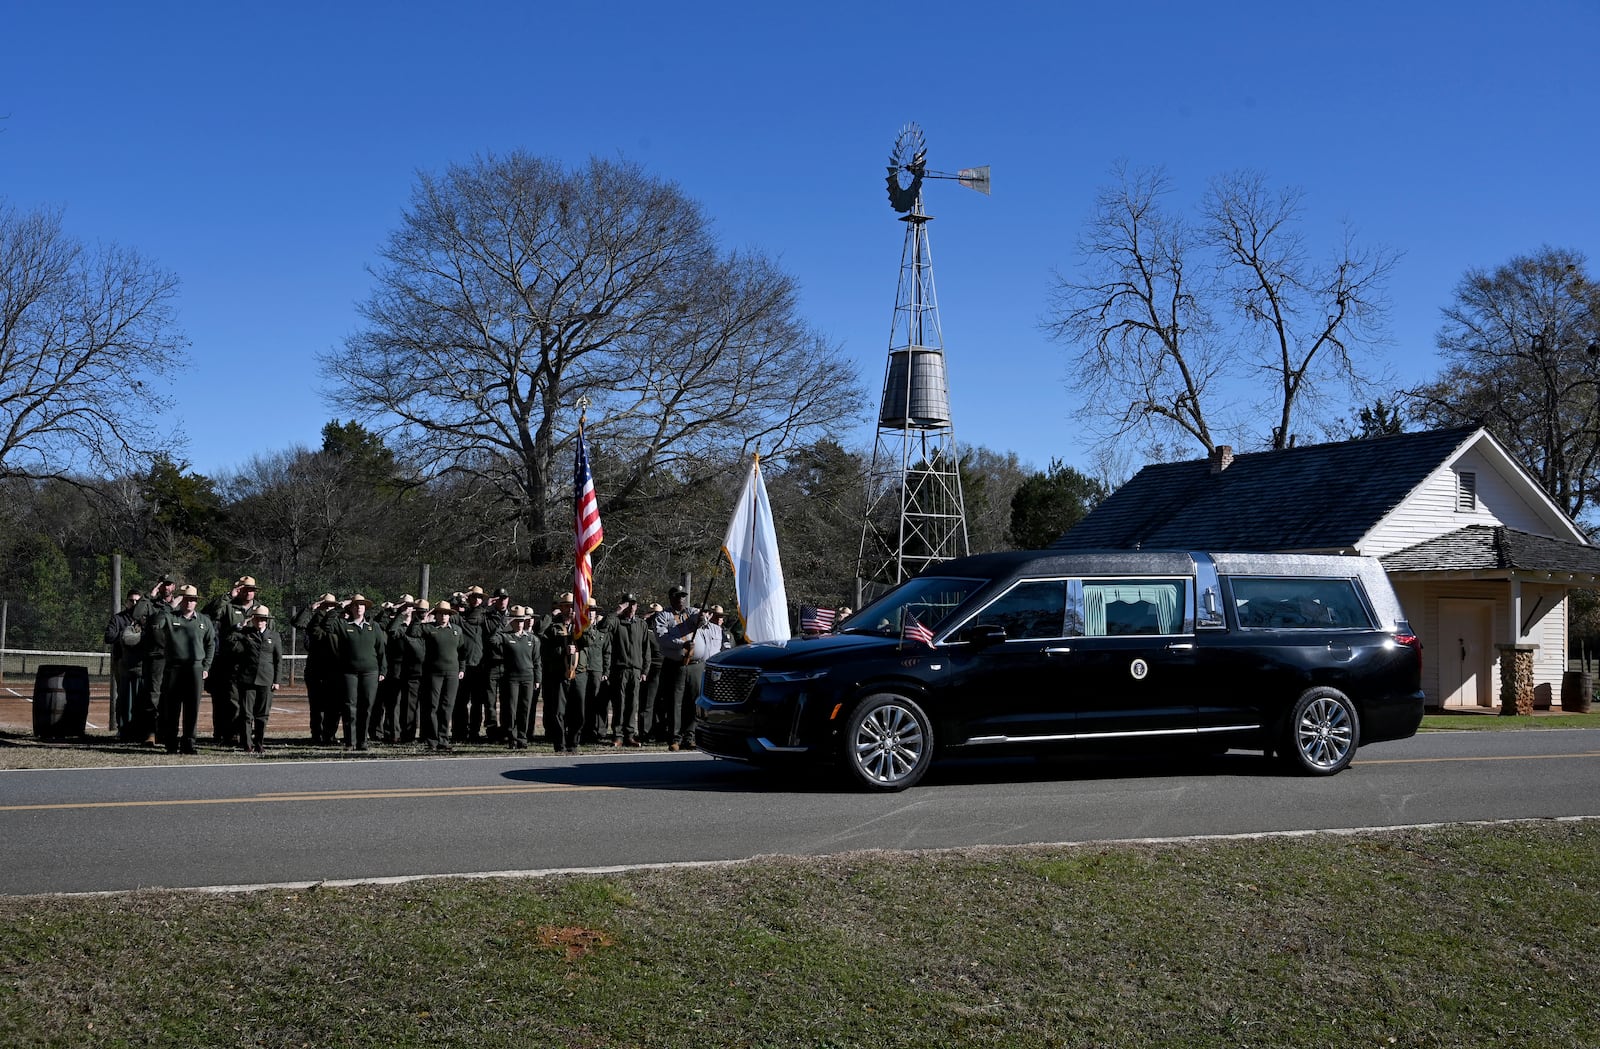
left=840, top=576, right=985, bottom=638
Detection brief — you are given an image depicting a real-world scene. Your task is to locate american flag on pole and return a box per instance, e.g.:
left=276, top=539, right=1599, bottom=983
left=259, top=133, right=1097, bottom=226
left=799, top=605, right=836, bottom=633
left=573, top=415, right=603, bottom=637
left=903, top=615, right=935, bottom=648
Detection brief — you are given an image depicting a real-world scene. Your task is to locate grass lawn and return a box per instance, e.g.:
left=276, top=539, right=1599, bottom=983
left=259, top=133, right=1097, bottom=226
left=1420, top=711, right=1600, bottom=731
left=2, top=821, right=1597, bottom=1048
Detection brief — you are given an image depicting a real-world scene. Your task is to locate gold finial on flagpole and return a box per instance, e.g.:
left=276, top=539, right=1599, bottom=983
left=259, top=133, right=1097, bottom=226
left=576, top=393, right=590, bottom=426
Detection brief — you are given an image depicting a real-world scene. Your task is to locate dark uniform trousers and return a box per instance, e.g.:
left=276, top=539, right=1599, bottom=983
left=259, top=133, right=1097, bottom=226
left=650, top=660, right=683, bottom=743
left=463, top=664, right=499, bottom=739
left=340, top=671, right=379, bottom=747
left=159, top=662, right=205, bottom=750
left=422, top=674, right=459, bottom=748
left=368, top=674, right=394, bottom=741
left=614, top=668, right=644, bottom=742
left=116, top=664, right=144, bottom=740
left=320, top=669, right=344, bottom=743
left=140, top=650, right=168, bottom=740
left=208, top=652, right=237, bottom=743
left=671, top=660, right=705, bottom=745
left=397, top=672, right=422, bottom=742
left=502, top=676, right=538, bottom=746
left=582, top=670, right=608, bottom=743
left=239, top=684, right=273, bottom=749
left=550, top=673, right=586, bottom=751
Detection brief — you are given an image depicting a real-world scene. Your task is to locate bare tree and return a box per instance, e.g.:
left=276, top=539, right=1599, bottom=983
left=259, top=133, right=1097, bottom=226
left=1046, top=165, right=1395, bottom=457
left=1045, top=165, right=1224, bottom=455
left=324, top=153, right=860, bottom=567
left=0, top=201, right=183, bottom=479
left=1412, top=247, right=1600, bottom=521
left=1203, top=172, right=1395, bottom=449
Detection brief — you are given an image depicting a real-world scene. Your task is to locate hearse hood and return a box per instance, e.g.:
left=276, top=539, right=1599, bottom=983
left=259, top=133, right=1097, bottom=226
left=708, top=633, right=904, bottom=671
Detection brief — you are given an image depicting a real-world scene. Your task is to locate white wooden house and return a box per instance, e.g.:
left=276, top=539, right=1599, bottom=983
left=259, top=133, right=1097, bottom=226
left=1053, top=426, right=1600, bottom=710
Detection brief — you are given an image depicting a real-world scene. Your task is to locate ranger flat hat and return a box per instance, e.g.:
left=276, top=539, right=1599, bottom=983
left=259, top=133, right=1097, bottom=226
left=236, top=575, right=258, bottom=589
left=648, top=602, right=663, bottom=612
left=413, top=599, right=431, bottom=613
left=251, top=605, right=271, bottom=619
left=316, top=593, right=338, bottom=607
left=708, top=604, right=725, bottom=615
left=433, top=600, right=454, bottom=613
left=346, top=593, right=372, bottom=608
left=465, top=585, right=485, bottom=600
left=398, top=593, right=416, bottom=606
left=556, top=591, right=574, bottom=604
left=177, top=584, right=199, bottom=599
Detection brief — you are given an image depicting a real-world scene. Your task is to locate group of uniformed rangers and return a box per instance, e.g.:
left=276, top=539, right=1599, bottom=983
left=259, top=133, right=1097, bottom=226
left=105, top=575, right=280, bottom=754
left=107, top=574, right=736, bottom=755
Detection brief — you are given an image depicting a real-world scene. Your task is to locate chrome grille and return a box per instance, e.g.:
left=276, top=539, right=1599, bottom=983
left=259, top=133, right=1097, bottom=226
left=705, top=666, right=760, bottom=705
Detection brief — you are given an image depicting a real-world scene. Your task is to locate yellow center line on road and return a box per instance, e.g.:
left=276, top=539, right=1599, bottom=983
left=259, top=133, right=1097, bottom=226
left=1358, top=752, right=1600, bottom=766
left=0, top=783, right=621, bottom=812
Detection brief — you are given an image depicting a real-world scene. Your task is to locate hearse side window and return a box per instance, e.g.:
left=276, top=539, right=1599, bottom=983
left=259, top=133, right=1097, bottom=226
left=1230, top=577, right=1373, bottom=630
left=1081, top=579, right=1186, bottom=637
left=968, top=580, right=1068, bottom=640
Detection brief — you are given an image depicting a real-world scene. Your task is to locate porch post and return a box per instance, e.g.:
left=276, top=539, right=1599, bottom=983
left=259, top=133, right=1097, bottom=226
left=1496, top=644, right=1538, bottom=716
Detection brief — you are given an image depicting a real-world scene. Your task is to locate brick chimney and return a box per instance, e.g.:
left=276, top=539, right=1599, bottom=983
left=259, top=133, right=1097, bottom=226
left=1209, top=445, right=1234, bottom=475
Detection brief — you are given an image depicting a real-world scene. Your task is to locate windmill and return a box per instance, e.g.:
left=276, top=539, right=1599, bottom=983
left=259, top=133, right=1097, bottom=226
left=856, top=122, right=990, bottom=602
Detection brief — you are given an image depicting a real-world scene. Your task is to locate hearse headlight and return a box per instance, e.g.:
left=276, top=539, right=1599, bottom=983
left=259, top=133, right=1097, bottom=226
left=761, top=668, right=830, bottom=684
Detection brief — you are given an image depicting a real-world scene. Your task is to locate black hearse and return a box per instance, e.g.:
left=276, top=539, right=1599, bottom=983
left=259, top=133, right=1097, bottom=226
left=695, top=550, right=1424, bottom=791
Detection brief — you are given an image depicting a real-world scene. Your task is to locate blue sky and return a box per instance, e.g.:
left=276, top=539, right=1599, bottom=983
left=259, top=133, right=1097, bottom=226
left=4, top=0, right=1597, bottom=480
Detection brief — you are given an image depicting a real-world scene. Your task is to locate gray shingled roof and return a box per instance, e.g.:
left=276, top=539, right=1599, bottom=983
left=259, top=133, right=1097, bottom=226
left=1381, top=525, right=1600, bottom=575
left=1053, top=427, right=1481, bottom=552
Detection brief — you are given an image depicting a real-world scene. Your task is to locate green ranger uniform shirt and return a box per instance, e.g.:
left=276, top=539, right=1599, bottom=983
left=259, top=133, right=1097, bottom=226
left=457, top=605, right=488, bottom=668
left=307, top=607, right=343, bottom=672
left=393, top=616, right=425, bottom=675
left=494, top=631, right=541, bottom=683
left=157, top=612, right=217, bottom=668
left=333, top=618, right=386, bottom=674
left=576, top=622, right=610, bottom=677
left=230, top=628, right=283, bottom=687
left=413, top=620, right=467, bottom=674
left=538, top=614, right=577, bottom=680
left=606, top=616, right=651, bottom=672
left=130, top=596, right=174, bottom=658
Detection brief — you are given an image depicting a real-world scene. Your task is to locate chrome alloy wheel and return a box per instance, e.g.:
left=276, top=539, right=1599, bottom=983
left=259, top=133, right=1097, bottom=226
left=852, top=702, right=926, bottom=785
left=1295, top=694, right=1355, bottom=771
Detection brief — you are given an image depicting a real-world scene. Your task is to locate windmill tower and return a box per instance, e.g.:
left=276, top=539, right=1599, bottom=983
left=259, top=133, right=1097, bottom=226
left=856, top=123, right=990, bottom=602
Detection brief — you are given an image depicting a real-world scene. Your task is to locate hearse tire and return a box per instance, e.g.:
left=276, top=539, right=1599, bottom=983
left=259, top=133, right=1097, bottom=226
left=1279, top=687, right=1360, bottom=776
left=841, top=693, right=934, bottom=792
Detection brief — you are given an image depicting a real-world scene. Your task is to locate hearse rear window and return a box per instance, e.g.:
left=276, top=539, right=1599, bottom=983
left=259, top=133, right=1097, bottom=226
left=1231, top=577, right=1372, bottom=629
left=1080, top=579, right=1186, bottom=637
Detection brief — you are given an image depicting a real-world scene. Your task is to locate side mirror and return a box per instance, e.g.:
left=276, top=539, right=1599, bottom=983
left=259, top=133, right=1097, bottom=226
left=962, top=623, right=1007, bottom=647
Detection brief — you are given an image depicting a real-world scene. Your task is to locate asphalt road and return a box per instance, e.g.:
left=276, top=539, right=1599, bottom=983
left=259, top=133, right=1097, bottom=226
left=3, top=730, right=1598, bottom=896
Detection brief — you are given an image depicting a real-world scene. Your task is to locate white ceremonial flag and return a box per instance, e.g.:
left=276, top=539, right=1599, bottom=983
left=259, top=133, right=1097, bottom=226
left=721, top=453, right=790, bottom=643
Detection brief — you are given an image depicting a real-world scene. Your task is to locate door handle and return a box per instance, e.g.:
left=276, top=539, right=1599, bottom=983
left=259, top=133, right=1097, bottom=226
left=1165, top=642, right=1195, bottom=652
left=1043, top=646, right=1074, bottom=655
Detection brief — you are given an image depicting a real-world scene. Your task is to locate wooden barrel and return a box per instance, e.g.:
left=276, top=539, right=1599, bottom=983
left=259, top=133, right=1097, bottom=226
left=32, top=665, right=90, bottom=738
left=1561, top=671, right=1593, bottom=714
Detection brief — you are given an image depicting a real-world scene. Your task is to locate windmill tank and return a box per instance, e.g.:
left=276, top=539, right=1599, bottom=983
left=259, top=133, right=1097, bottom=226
left=878, top=346, right=951, bottom=429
